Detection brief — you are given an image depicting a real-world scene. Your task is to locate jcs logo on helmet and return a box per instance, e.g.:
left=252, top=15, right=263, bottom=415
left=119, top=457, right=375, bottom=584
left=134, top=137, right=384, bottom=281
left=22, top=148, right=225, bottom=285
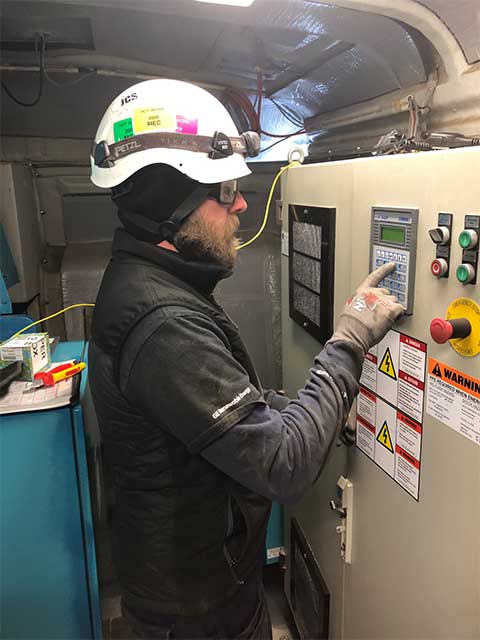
left=121, top=93, right=138, bottom=107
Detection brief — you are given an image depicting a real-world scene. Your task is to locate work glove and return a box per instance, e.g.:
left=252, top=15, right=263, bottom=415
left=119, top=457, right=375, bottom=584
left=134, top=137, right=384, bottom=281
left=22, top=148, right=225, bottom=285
left=330, top=262, right=405, bottom=356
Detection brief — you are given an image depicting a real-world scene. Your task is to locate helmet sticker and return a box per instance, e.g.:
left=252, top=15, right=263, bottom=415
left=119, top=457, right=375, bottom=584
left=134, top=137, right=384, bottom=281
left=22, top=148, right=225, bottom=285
left=176, top=115, right=198, bottom=135
left=133, top=107, right=176, bottom=133
left=114, top=118, right=134, bottom=142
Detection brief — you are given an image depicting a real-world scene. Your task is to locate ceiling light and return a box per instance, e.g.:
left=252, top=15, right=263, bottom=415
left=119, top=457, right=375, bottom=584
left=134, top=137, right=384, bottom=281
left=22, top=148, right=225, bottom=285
left=195, top=0, right=255, bottom=6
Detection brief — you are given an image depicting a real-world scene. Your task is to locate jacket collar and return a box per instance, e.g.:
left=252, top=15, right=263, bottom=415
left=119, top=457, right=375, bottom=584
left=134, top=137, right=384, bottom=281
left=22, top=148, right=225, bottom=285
left=112, top=228, right=232, bottom=295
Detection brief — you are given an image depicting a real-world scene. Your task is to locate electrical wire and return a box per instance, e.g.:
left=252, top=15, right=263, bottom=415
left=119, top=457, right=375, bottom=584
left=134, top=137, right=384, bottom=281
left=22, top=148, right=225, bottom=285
left=43, top=67, right=97, bottom=88
left=256, top=66, right=263, bottom=131
left=237, top=160, right=300, bottom=250
left=261, top=131, right=307, bottom=154
left=261, top=129, right=306, bottom=139
left=81, top=307, right=89, bottom=363
left=1, top=33, right=94, bottom=105
left=268, top=97, right=304, bottom=129
left=1, top=303, right=96, bottom=346
left=255, top=67, right=304, bottom=138
left=1, top=166, right=298, bottom=343
left=1, top=34, right=45, bottom=107
left=224, top=88, right=259, bottom=132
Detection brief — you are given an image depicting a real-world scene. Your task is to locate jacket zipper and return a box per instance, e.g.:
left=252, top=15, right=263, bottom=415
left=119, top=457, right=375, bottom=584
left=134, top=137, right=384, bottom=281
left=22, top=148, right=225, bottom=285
left=223, top=495, right=245, bottom=585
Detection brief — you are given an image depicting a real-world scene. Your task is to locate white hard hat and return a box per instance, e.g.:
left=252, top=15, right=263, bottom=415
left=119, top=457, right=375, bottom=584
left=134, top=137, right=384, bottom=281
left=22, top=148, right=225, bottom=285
left=90, top=79, right=260, bottom=189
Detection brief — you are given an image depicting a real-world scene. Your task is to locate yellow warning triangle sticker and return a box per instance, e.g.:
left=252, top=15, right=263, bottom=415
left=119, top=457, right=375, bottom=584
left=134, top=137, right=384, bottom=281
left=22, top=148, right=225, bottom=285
left=379, top=347, right=397, bottom=380
left=377, top=420, right=394, bottom=453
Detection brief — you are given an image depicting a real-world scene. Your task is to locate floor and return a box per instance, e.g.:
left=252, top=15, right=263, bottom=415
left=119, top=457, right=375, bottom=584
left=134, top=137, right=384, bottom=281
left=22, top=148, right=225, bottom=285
left=101, top=564, right=299, bottom=640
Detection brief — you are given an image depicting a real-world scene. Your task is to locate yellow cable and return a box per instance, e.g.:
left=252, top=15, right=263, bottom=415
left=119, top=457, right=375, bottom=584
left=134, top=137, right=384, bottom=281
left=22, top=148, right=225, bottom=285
left=2, top=163, right=299, bottom=346
left=237, top=160, right=300, bottom=250
left=1, top=303, right=95, bottom=346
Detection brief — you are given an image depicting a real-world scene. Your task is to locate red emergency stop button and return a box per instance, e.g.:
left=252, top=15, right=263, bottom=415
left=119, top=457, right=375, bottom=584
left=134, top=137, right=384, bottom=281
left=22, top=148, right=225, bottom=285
left=430, top=317, right=472, bottom=344
left=431, top=258, right=448, bottom=278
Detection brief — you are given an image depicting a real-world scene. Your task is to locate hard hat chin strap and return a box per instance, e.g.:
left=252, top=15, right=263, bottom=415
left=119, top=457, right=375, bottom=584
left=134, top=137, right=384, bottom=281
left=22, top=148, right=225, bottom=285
left=162, top=185, right=213, bottom=243
left=118, top=185, right=212, bottom=245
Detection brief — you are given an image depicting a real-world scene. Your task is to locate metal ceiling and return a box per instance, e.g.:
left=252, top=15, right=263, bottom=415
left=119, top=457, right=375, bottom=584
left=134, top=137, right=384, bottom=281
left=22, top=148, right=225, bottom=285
left=419, top=0, right=480, bottom=64
left=0, top=0, right=478, bottom=159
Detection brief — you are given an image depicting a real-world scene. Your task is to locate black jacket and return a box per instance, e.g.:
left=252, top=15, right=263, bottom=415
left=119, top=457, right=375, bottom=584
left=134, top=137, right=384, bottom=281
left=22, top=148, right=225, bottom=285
left=89, top=228, right=363, bottom=616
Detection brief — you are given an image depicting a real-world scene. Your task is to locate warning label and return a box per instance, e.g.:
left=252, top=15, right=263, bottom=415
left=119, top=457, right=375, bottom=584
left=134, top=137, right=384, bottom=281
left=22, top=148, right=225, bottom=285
left=379, top=348, right=397, bottom=380
left=364, top=330, right=427, bottom=423
left=426, top=359, right=480, bottom=446
left=356, top=330, right=425, bottom=500
left=357, top=395, right=422, bottom=500
left=360, top=349, right=377, bottom=391
left=377, top=420, right=394, bottom=453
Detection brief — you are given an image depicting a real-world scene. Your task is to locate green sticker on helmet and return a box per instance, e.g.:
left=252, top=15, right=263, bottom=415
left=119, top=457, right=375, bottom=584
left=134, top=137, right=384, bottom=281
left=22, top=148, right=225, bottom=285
left=114, top=117, right=134, bottom=141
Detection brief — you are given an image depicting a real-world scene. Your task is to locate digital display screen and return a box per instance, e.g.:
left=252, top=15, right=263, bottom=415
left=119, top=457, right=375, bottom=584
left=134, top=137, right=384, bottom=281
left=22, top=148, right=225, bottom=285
left=381, top=225, right=405, bottom=245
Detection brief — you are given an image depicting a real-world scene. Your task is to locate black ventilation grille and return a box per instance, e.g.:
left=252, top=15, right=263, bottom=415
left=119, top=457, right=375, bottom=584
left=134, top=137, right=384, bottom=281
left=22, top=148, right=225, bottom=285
left=289, top=204, right=336, bottom=344
left=290, top=518, right=330, bottom=639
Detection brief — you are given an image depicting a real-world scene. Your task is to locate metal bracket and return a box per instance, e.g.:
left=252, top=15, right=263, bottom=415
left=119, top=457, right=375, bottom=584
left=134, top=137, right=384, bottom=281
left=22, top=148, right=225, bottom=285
left=331, top=476, right=354, bottom=564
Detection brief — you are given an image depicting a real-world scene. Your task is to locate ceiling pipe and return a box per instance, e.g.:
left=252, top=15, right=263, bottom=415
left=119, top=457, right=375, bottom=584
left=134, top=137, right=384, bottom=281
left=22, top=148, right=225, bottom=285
left=0, top=63, right=225, bottom=93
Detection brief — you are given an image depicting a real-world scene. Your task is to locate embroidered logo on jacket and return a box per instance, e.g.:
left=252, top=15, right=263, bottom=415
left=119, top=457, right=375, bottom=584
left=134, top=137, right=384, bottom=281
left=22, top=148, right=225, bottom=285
left=212, top=387, right=251, bottom=420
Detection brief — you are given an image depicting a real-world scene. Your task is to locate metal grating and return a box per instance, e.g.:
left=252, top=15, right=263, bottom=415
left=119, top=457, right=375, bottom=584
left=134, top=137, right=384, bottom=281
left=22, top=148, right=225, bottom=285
left=289, top=205, right=335, bottom=344
left=290, top=518, right=330, bottom=640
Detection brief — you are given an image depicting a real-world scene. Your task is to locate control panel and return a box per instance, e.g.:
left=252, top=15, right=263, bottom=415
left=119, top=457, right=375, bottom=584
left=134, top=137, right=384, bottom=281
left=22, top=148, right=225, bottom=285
left=370, top=207, right=419, bottom=315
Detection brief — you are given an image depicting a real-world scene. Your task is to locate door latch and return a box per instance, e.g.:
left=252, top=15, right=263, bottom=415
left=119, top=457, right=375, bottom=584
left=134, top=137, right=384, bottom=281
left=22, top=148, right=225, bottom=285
left=329, top=476, right=353, bottom=564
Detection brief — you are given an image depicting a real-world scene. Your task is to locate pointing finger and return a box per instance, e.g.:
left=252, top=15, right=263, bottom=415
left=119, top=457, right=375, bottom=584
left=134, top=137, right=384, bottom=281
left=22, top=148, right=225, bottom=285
left=364, top=261, right=397, bottom=288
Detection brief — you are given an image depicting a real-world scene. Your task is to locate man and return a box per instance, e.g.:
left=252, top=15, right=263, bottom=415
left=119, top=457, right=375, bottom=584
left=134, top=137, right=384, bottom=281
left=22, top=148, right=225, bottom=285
left=89, top=79, right=404, bottom=639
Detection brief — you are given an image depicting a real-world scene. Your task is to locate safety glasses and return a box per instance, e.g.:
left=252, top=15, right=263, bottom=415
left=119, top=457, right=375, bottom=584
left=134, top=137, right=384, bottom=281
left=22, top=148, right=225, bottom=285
left=208, top=179, right=239, bottom=205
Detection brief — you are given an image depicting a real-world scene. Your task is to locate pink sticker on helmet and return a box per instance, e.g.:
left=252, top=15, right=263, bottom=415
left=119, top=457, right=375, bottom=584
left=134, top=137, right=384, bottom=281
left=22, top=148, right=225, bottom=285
left=176, top=115, right=198, bottom=135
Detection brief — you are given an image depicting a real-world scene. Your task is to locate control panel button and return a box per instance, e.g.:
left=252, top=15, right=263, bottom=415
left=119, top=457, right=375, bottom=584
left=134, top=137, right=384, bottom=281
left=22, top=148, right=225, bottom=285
left=431, top=258, right=448, bottom=278
left=459, top=229, right=479, bottom=250
left=430, top=317, right=472, bottom=344
left=456, top=263, right=476, bottom=285
left=429, top=226, right=450, bottom=246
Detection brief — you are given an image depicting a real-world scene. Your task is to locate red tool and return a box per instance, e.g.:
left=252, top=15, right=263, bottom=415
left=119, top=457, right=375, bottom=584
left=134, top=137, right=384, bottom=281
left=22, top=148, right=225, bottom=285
left=34, top=360, right=85, bottom=387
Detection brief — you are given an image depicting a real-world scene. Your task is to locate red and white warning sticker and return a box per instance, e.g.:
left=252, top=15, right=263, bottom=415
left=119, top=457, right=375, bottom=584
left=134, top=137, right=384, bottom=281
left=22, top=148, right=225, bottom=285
left=356, top=330, right=426, bottom=500
left=362, top=330, right=427, bottom=422
left=357, top=394, right=422, bottom=500
left=426, top=359, right=480, bottom=446
left=360, top=347, right=378, bottom=392
left=356, top=388, right=377, bottom=460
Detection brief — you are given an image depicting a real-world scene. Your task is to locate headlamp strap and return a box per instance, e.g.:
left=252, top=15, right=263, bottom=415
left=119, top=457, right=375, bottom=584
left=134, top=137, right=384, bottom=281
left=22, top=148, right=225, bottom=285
left=92, top=130, right=260, bottom=167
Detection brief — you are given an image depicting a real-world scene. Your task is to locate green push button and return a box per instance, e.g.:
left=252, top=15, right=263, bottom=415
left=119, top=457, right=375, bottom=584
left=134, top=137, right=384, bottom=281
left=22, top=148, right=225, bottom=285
left=459, top=231, right=471, bottom=249
left=456, top=264, right=474, bottom=284
left=459, top=229, right=478, bottom=250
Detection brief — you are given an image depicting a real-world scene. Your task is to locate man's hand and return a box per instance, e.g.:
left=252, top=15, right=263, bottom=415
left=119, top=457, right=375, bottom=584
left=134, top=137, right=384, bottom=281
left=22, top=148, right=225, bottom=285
left=329, top=262, right=405, bottom=355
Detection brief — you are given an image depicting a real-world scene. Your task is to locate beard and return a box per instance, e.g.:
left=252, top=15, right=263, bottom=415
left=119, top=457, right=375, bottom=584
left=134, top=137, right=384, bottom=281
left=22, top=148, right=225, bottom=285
left=174, top=209, right=241, bottom=269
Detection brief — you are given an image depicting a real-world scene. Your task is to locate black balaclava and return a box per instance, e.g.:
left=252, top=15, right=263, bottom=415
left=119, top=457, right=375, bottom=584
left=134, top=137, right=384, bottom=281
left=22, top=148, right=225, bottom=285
left=112, top=163, right=200, bottom=244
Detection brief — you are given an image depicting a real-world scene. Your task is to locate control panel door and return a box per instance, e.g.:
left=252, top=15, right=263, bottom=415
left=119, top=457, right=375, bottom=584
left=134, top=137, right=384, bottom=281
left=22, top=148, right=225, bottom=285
left=281, top=148, right=480, bottom=640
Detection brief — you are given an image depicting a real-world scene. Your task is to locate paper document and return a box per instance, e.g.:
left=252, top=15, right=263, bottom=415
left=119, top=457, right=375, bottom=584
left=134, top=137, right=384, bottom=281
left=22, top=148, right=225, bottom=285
left=0, top=376, right=78, bottom=415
